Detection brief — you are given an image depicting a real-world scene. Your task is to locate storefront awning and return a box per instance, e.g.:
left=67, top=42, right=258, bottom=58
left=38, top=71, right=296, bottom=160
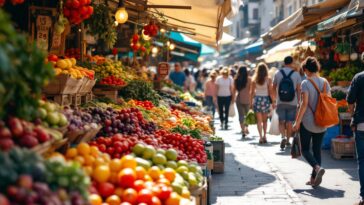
left=147, top=0, right=241, bottom=48
left=263, top=0, right=350, bottom=41
left=260, top=40, right=301, bottom=63
left=168, top=31, right=216, bottom=56
left=317, top=0, right=363, bottom=31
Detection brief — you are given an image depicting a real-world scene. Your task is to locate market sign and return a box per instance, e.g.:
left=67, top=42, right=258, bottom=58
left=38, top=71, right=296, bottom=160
left=157, top=62, right=170, bottom=79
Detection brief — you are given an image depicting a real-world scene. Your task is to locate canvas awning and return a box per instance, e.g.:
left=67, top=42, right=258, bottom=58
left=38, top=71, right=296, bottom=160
left=263, top=0, right=350, bottom=41
left=147, top=0, right=241, bottom=48
left=260, top=40, right=301, bottom=63
left=317, top=0, right=364, bottom=31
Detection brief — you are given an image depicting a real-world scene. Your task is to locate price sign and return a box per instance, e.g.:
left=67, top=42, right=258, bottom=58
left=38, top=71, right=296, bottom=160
left=36, top=15, right=51, bottom=51
left=157, top=62, right=170, bottom=79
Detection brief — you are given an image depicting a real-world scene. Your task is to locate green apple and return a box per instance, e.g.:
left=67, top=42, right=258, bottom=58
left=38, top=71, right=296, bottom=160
left=165, top=149, right=178, bottom=161
left=152, top=153, right=167, bottom=165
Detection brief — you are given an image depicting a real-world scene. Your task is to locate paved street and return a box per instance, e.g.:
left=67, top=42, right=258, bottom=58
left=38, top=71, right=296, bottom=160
left=211, top=114, right=359, bottom=205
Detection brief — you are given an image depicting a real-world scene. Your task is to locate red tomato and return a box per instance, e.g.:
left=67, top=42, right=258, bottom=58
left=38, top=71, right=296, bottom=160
left=98, top=182, right=115, bottom=198
left=119, top=168, right=137, bottom=188
left=151, top=196, right=162, bottom=205
left=48, top=54, right=58, bottom=62
left=122, top=188, right=138, bottom=204
left=133, top=180, right=146, bottom=192
left=137, top=189, right=153, bottom=204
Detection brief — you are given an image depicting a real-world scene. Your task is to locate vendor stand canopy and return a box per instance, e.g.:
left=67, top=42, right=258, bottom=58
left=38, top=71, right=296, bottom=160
left=317, top=0, right=364, bottom=32
left=259, top=40, right=316, bottom=63
left=263, top=0, right=351, bottom=41
left=147, top=0, right=241, bottom=47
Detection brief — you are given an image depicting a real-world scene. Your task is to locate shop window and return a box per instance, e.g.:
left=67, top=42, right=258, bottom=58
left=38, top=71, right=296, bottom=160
left=253, top=8, right=259, bottom=20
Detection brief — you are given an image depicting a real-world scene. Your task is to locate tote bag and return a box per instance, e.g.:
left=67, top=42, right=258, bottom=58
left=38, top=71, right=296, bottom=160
left=268, top=110, right=280, bottom=135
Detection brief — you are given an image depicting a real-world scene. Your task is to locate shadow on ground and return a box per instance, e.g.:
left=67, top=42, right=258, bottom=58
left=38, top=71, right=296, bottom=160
left=294, top=187, right=345, bottom=199
left=210, top=145, right=276, bottom=204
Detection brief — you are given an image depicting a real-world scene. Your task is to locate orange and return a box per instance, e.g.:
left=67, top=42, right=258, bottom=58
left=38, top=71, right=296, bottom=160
left=84, top=155, right=95, bottom=166
left=77, top=143, right=90, bottom=156
left=89, top=194, right=102, bottom=205
left=90, top=146, right=99, bottom=157
left=93, top=165, right=111, bottom=183
left=135, top=166, right=147, bottom=180
left=118, top=168, right=137, bottom=188
left=114, top=187, right=124, bottom=197
left=144, top=175, right=153, bottom=182
left=163, top=168, right=176, bottom=182
left=109, top=159, right=123, bottom=172
left=165, top=192, right=181, bottom=205
left=105, top=195, right=121, bottom=205
left=122, top=188, right=138, bottom=204
left=148, top=166, right=161, bottom=181
left=121, top=155, right=137, bottom=169
left=65, top=148, right=78, bottom=158
left=74, top=156, right=85, bottom=165
left=102, top=153, right=111, bottom=162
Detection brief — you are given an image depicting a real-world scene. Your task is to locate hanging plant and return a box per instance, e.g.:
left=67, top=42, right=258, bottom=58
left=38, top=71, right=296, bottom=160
left=84, top=3, right=117, bottom=48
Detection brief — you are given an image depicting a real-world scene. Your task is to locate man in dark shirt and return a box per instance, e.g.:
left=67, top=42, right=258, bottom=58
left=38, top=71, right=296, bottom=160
left=347, top=71, right=364, bottom=205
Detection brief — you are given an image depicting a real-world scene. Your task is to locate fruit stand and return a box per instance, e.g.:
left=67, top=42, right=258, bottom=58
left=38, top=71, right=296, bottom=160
left=0, top=0, right=220, bottom=203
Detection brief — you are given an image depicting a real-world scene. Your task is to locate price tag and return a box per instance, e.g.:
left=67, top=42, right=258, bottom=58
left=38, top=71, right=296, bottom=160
left=36, top=15, right=51, bottom=51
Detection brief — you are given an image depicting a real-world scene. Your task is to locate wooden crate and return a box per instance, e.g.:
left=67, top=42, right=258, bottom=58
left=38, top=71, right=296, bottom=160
left=43, top=74, right=83, bottom=95
left=78, top=78, right=96, bottom=95
left=81, top=92, right=93, bottom=104
left=46, top=94, right=72, bottom=107
left=331, top=138, right=356, bottom=159
left=71, top=94, right=81, bottom=107
left=93, top=88, right=118, bottom=102
left=211, top=141, right=225, bottom=162
left=213, top=161, right=224, bottom=173
left=190, top=178, right=208, bottom=205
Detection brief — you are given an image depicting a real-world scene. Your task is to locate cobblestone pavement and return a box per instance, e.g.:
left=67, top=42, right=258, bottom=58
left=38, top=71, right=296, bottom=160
left=211, top=116, right=359, bottom=205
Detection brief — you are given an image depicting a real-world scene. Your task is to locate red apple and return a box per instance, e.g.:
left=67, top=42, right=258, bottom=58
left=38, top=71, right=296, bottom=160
left=18, top=135, right=39, bottom=148
left=34, top=127, right=50, bottom=143
left=18, top=175, right=33, bottom=189
left=8, top=117, right=24, bottom=137
left=0, top=138, right=14, bottom=151
left=0, top=127, right=12, bottom=138
left=0, top=194, right=9, bottom=205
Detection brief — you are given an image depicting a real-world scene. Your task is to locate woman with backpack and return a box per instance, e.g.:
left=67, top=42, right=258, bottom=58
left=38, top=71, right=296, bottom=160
left=250, top=63, right=274, bottom=144
left=293, top=57, right=333, bottom=187
left=233, top=66, right=252, bottom=138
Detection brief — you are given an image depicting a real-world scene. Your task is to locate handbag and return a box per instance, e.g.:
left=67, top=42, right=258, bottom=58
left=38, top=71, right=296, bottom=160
left=291, top=132, right=302, bottom=159
left=268, top=110, right=280, bottom=135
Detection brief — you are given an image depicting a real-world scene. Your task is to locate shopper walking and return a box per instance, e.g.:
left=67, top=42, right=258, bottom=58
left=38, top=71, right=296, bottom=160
left=233, top=66, right=251, bottom=138
left=273, top=56, right=302, bottom=150
left=293, top=57, right=329, bottom=187
left=347, top=71, right=364, bottom=205
left=215, top=68, right=234, bottom=130
left=250, top=63, right=273, bottom=144
left=169, top=63, right=186, bottom=87
left=184, top=69, right=196, bottom=92
left=204, top=71, right=218, bottom=119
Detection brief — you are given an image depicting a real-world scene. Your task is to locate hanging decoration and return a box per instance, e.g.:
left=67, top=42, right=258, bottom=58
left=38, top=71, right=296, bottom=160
left=63, top=0, right=93, bottom=25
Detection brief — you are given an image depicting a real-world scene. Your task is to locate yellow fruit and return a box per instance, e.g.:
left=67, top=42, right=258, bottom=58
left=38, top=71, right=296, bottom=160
left=74, top=156, right=85, bottom=165
left=55, top=68, right=62, bottom=75
left=135, top=166, right=147, bottom=180
left=62, top=70, right=69, bottom=74
left=65, top=148, right=78, bottom=158
left=77, top=143, right=90, bottom=156
left=84, top=166, right=93, bottom=175
left=92, top=165, right=110, bottom=183
left=84, top=155, right=95, bottom=166
left=105, top=195, right=120, bottom=205
left=181, top=189, right=190, bottom=198
left=94, top=158, right=106, bottom=167
left=163, top=168, right=176, bottom=182
left=90, top=146, right=99, bottom=157
left=109, top=159, right=123, bottom=172
left=148, top=166, right=161, bottom=181
left=165, top=192, right=181, bottom=205
left=89, top=194, right=102, bottom=205
left=64, top=59, right=72, bottom=68
left=121, top=155, right=137, bottom=169
left=70, top=58, right=77, bottom=66
left=56, top=60, right=68, bottom=69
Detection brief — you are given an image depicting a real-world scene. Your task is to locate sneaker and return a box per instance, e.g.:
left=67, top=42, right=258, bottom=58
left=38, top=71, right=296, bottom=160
left=313, top=168, right=325, bottom=187
left=280, top=138, right=287, bottom=150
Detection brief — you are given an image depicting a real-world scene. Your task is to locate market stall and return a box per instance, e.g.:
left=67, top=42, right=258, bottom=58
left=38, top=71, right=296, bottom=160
left=0, top=0, right=229, bottom=204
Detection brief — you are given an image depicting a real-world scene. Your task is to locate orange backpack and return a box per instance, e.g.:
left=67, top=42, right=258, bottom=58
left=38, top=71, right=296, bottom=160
left=308, top=78, right=339, bottom=128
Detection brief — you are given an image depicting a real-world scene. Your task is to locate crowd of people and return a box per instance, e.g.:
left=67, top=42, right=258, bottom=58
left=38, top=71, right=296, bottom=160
left=168, top=56, right=364, bottom=205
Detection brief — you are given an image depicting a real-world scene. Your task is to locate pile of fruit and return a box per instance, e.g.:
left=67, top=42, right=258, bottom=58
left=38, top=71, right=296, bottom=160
left=0, top=118, right=57, bottom=150
left=65, top=48, right=81, bottom=60
left=0, top=148, right=89, bottom=205
left=63, top=107, right=99, bottom=132
left=48, top=55, right=95, bottom=79
left=85, top=107, right=156, bottom=137
left=37, top=100, right=69, bottom=129
left=99, top=76, right=127, bottom=87
left=92, top=61, right=124, bottom=81
left=63, top=143, right=193, bottom=205
left=63, top=0, right=94, bottom=25
left=143, top=22, right=159, bottom=37
left=128, top=100, right=155, bottom=110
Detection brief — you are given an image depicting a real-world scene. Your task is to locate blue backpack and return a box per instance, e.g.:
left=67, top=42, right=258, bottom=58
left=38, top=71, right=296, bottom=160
left=278, top=70, right=295, bottom=102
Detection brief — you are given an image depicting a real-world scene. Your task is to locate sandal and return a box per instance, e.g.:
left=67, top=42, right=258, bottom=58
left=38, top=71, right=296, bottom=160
left=263, top=137, right=267, bottom=144
left=313, top=168, right=325, bottom=187
left=305, top=178, right=315, bottom=186
left=259, top=139, right=264, bottom=144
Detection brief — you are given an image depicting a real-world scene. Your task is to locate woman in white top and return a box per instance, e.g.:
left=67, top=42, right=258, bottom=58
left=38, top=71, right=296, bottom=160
left=250, top=63, right=274, bottom=144
left=184, top=69, right=196, bottom=92
left=215, top=68, right=234, bottom=130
